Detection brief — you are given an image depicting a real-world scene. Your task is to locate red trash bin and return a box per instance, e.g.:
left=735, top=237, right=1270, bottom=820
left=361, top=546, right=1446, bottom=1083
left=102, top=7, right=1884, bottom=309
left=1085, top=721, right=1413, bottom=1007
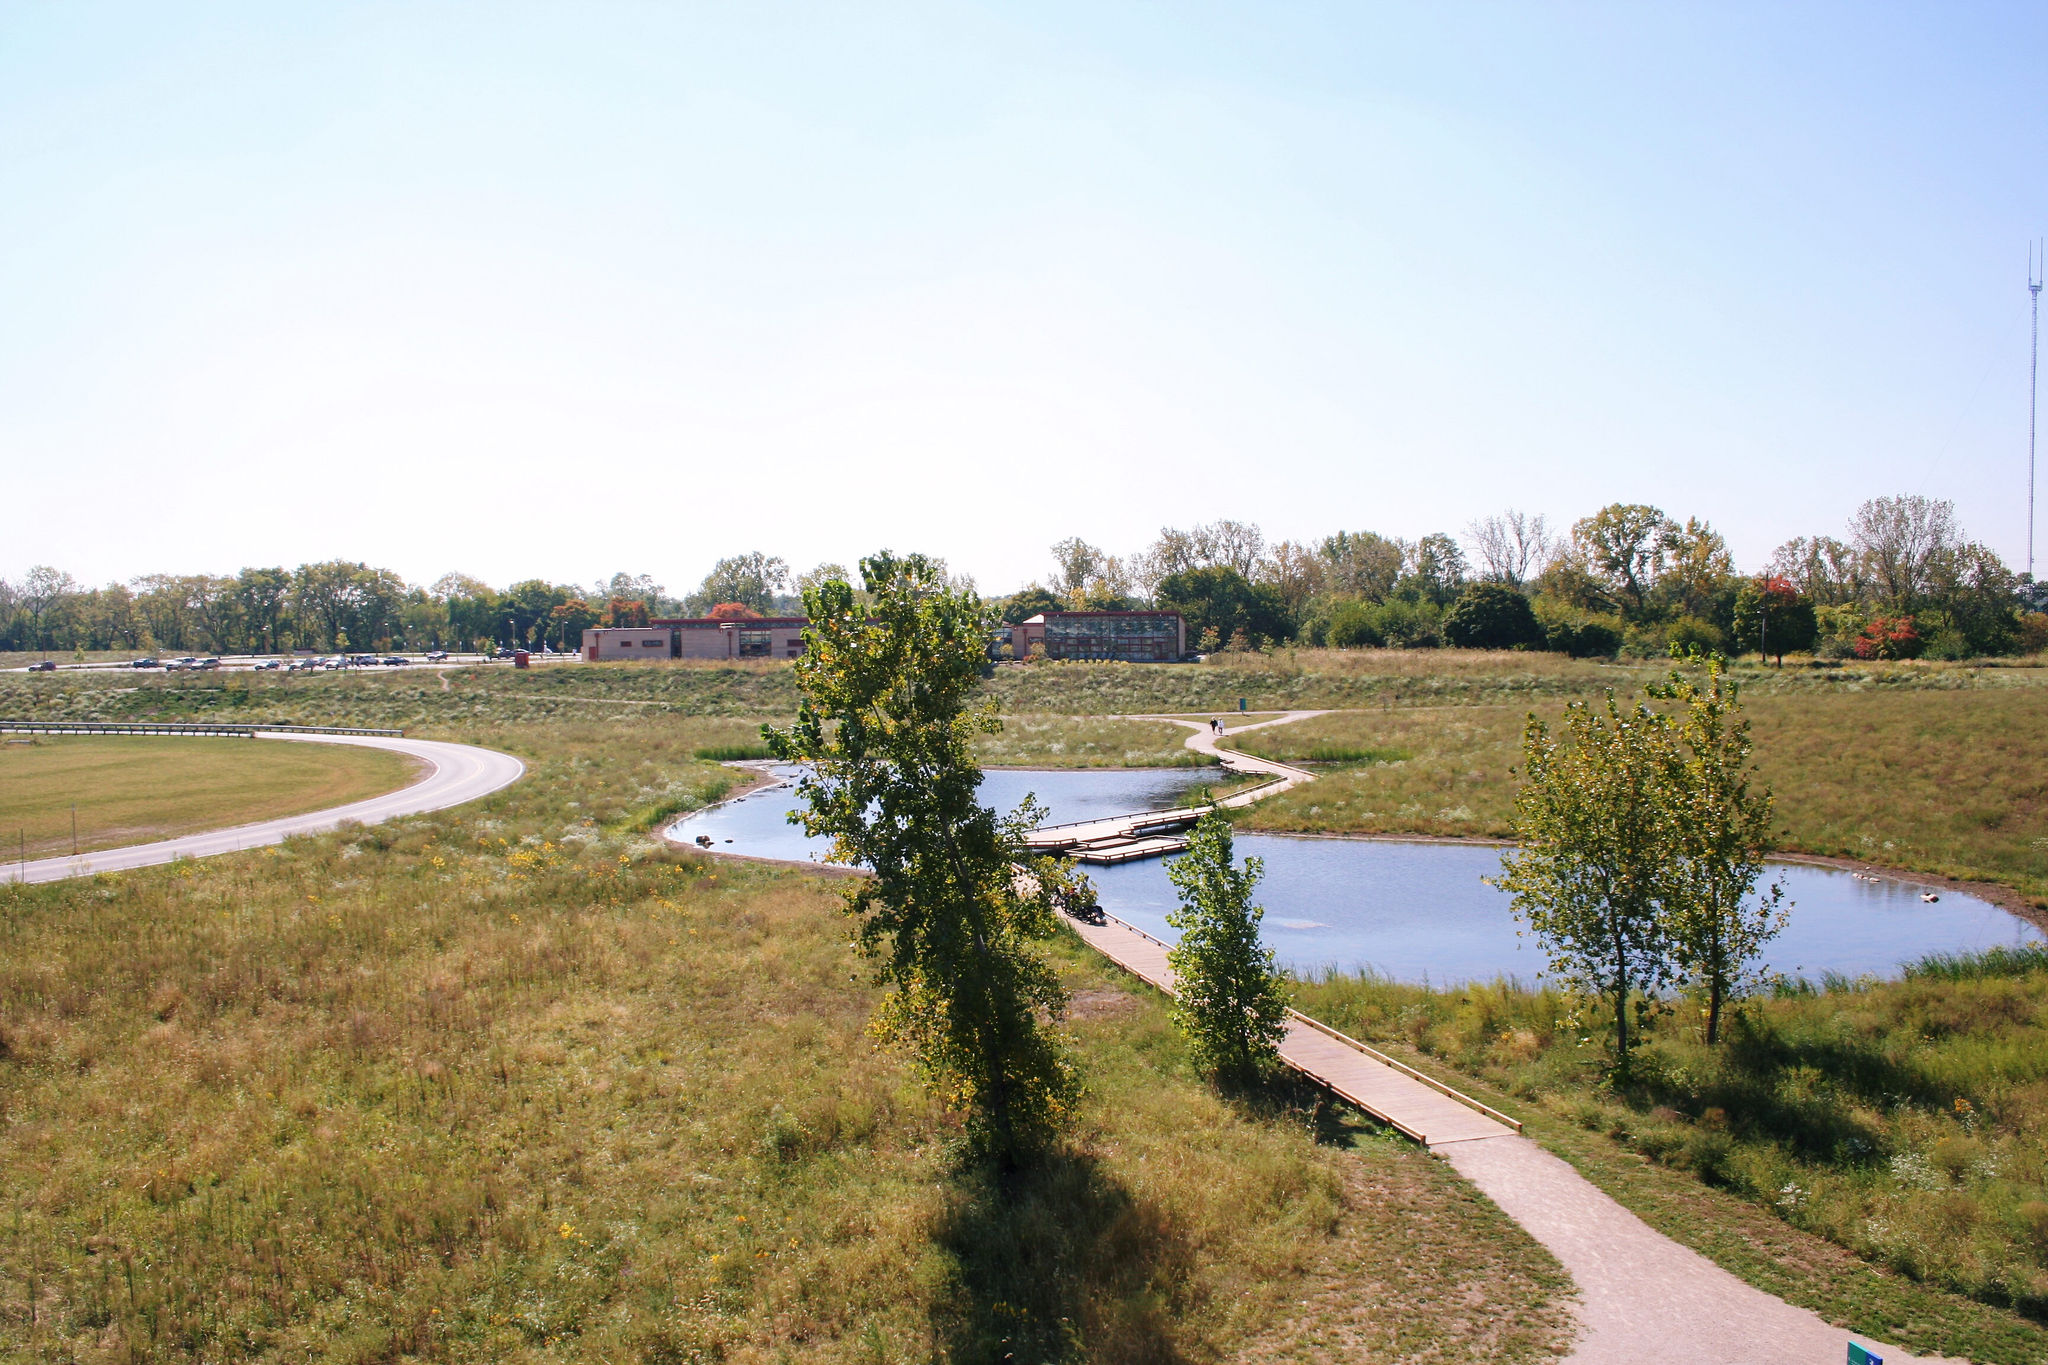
left=513, top=650, right=531, bottom=669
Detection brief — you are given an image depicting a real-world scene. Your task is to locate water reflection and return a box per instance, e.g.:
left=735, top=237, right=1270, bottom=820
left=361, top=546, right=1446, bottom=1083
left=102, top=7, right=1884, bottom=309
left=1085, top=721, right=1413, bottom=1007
left=672, top=766, right=2042, bottom=984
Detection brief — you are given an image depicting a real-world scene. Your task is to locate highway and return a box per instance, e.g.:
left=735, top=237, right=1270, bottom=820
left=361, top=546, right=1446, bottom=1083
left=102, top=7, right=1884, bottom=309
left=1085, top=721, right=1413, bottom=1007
left=2, top=732, right=525, bottom=885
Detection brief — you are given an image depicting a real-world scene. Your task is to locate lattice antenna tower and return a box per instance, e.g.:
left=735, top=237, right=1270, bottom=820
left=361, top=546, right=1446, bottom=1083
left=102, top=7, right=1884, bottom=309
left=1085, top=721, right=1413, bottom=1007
left=2032, top=240, right=2043, bottom=585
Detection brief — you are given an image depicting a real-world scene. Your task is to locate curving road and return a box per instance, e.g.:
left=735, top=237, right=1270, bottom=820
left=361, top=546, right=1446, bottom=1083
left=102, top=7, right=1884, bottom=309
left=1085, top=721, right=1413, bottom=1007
left=2, top=733, right=525, bottom=885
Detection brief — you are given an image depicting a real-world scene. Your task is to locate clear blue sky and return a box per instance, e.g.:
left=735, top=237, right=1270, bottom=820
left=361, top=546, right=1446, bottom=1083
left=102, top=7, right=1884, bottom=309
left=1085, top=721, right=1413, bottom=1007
left=4, top=2, right=2044, bottom=593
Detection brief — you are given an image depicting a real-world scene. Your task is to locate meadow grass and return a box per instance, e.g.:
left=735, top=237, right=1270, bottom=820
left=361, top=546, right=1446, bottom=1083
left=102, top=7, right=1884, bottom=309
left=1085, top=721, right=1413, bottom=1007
left=1227, top=688, right=2048, bottom=908
left=971, top=715, right=1216, bottom=769
left=0, top=735, right=419, bottom=859
left=1287, top=958, right=2048, bottom=1362
left=0, top=710, right=1572, bottom=1363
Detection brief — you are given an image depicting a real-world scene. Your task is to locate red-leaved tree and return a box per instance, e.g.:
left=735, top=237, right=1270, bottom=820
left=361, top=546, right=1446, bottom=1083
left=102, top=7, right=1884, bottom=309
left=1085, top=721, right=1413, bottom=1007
left=1852, top=615, right=1921, bottom=660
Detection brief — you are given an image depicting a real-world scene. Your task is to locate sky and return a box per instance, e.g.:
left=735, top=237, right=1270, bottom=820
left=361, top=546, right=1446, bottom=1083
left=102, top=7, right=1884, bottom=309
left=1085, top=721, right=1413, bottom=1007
left=4, top=2, right=2046, bottom=595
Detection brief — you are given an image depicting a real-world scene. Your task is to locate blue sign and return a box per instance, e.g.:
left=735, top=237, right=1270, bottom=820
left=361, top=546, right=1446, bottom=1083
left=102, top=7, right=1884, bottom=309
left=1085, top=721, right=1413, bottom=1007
left=1848, top=1344, right=1882, bottom=1365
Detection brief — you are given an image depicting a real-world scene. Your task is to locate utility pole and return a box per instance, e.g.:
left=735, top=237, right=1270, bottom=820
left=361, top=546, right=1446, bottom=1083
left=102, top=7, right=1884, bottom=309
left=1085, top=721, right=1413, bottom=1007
left=2031, top=240, right=2043, bottom=586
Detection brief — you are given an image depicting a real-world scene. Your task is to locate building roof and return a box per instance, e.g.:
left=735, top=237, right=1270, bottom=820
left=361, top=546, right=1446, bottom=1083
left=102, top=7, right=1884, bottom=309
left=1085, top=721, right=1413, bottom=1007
left=649, top=617, right=808, bottom=628
left=1020, top=610, right=1183, bottom=623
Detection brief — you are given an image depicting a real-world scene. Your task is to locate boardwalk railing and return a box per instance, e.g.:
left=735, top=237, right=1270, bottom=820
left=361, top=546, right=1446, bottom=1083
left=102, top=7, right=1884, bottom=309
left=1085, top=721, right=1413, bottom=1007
left=0, top=720, right=404, bottom=739
left=1097, top=910, right=1521, bottom=1135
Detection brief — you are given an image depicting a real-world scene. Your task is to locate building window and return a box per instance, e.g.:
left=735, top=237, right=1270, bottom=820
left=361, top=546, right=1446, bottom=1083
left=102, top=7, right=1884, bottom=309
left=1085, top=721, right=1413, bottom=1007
left=737, top=631, right=772, bottom=658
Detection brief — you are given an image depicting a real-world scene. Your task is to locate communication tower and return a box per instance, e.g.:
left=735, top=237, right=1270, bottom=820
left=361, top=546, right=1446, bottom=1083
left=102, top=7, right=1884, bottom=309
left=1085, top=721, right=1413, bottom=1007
left=2033, top=241, right=2044, bottom=585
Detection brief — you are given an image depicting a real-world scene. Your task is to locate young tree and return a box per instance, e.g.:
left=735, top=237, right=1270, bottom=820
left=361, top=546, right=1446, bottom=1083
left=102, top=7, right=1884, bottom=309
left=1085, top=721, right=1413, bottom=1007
left=765, top=552, right=1077, bottom=1164
left=1164, top=813, right=1290, bottom=1083
left=1493, top=691, right=1678, bottom=1073
left=1650, top=659, right=1787, bottom=1045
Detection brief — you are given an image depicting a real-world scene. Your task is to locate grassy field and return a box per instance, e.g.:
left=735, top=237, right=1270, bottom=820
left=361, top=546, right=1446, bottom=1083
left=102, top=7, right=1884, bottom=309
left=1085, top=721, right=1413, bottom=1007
left=0, top=711, right=1574, bottom=1363
left=1289, top=953, right=2048, bottom=1363
left=1225, top=686, right=2048, bottom=909
left=972, top=714, right=1216, bottom=768
left=0, top=736, right=420, bottom=859
left=6, top=651, right=2040, bottom=738
left=8, top=661, right=2048, bottom=1356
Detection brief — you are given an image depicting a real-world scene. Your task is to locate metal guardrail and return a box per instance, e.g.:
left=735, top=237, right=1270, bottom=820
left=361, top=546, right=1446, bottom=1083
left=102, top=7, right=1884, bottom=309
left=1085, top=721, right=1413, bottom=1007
left=0, top=720, right=404, bottom=738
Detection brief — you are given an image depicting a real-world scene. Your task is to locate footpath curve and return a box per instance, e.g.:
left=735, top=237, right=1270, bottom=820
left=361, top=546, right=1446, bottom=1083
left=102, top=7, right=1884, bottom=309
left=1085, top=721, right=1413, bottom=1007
left=1102, top=710, right=1950, bottom=1364
left=2, top=733, right=525, bottom=885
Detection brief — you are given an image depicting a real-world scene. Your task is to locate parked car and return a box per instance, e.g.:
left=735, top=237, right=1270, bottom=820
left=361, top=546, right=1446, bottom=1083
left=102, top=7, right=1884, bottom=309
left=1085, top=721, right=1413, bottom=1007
left=131, top=657, right=160, bottom=669
left=27, top=660, right=56, bottom=672
left=164, top=656, right=200, bottom=671
left=492, top=647, right=515, bottom=660
left=195, top=657, right=221, bottom=671
left=381, top=656, right=407, bottom=666
left=251, top=659, right=281, bottom=671
left=425, top=650, right=449, bottom=662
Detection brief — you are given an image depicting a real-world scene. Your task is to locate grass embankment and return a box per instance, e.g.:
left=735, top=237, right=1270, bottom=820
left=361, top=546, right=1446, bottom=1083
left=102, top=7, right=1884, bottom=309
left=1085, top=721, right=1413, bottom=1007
left=0, top=736, right=420, bottom=859
left=1226, top=687, right=2048, bottom=910
left=0, top=710, right=1571, bottom=1362
left=1289, top=955, right=2048, bottom=1363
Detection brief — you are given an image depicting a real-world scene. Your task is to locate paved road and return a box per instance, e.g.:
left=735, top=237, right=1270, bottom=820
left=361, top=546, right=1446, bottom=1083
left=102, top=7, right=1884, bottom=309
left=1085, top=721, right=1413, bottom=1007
left=2, top=732, right=525, bottom=884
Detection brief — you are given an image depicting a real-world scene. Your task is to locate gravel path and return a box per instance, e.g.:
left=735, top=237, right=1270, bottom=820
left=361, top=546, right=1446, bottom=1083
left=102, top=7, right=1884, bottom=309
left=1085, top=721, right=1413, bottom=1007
left=2, top=732, right=524, bottom=884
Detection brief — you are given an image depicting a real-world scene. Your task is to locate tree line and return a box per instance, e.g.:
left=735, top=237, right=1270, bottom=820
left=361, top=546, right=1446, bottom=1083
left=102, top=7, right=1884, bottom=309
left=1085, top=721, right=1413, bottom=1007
left=1005, top=495, right=2047, bottom=661
left=0, top=553, right=816, bottom=656
left=8, top=495, right=2041, bottom=659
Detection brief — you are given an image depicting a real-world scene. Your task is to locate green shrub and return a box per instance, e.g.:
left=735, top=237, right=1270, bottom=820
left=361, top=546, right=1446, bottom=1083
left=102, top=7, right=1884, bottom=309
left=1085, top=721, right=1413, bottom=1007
left=1443, top=584, right=1544, bottom=650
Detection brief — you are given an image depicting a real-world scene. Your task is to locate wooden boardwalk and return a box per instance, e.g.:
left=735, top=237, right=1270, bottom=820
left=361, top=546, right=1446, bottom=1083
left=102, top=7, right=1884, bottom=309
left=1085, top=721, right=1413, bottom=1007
left=1064, top=911, right=1516, bottom=1145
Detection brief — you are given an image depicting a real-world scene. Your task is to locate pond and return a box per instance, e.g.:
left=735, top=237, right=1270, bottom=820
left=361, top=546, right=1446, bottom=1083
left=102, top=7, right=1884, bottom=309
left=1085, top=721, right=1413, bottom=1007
left=672, top=766, right=2043, bottom=985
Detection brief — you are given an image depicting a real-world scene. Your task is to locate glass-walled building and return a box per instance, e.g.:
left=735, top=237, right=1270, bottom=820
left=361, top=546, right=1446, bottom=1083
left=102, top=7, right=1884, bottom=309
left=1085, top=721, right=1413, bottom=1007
left=1011, top=611, right=1186, bottom=662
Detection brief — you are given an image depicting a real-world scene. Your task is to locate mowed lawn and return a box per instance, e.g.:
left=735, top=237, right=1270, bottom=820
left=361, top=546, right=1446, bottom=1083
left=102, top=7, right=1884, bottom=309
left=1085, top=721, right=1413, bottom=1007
left=0, top=736, right=421, bottom=858
left=1228, top=687, right=2048, bottom=907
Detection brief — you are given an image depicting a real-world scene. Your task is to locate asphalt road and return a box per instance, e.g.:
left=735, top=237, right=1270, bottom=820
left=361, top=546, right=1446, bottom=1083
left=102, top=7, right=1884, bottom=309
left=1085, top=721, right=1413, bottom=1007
left=2, top=732, right=525, bottom=884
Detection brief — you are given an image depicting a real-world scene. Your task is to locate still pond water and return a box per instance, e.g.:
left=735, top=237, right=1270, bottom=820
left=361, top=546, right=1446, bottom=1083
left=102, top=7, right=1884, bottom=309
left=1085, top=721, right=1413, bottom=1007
left=673, top=767, right=2042, bottom=985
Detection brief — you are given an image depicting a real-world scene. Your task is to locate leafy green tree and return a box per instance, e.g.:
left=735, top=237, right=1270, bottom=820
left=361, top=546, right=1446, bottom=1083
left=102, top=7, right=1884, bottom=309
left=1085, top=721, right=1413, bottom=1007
left=235, top=567, right=294, bottom=652
left=1649, top=658, right=1786, bottom=1045
left=999, top=585, right=1066, bottom=624
left=1164, top=814, right=1290, bottom=1082
left=1156, top=566, right=1292, bottom=649
left=766, top=552, right=1077, bottom=1165
left=504, top=579, right=568, bottom=647
left=550, top=597, right=601, bottom=648
left=1402, top=532, right=1469, bottom=606
left=1568, top=503, right=1676, bottom=617
left=1652, top=517, right=1735, bottom=622
left=1731, top=576, right=1817, bottom=663
left=1317, top=530, right=1405, bottom=601
left=693, top=552, right=789, bottom=614
left=1493, top=690, right=1678, bottom=1073
left=1443, top=583, right=1543, bottom=650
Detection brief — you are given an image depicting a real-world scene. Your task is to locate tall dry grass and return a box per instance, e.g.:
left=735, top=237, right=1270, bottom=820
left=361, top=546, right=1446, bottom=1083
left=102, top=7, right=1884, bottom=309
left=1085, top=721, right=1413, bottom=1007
left=0, top=711, right=1570, bottom=1362
left=1289, top=953, right=2048, bottom=1358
